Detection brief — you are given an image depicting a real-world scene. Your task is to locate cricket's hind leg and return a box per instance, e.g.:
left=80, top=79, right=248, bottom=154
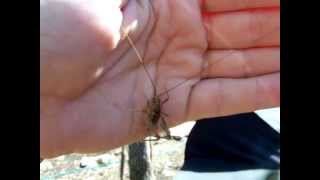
left=159, top=116, right=172, bottom=140
left=159, top=115, right=183, bottom=141
left=158, top=86, right=171, bottom=139
left=161, top=112, right=168, bottom=117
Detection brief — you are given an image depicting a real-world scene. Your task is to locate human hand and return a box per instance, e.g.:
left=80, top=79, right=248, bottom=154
left=40, top=0, right=279, bottom=158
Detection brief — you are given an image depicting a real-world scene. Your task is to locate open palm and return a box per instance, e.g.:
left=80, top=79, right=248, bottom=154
left=40, top=0, right=279, bottom=158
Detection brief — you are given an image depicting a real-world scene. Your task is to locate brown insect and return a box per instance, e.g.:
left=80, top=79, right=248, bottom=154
left=125, top=33, right=173, bottom=141
left=119, top=34, right=175, bottom=180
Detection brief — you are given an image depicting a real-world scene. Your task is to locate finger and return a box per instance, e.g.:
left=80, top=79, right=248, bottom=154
left=204, top=9, right=279, bottom=49
left=187, top=73, right=279, bottom=120
left=202, top=48, right=280, bottom=78
left=202, top=0, right=279, bottom=12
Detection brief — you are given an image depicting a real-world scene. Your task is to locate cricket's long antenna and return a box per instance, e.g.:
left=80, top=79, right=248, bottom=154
left=125, top=34, right=157, bottom=94
left=157, top=26, right=280, bottom=97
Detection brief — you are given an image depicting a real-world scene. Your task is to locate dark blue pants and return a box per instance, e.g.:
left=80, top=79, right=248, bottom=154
left=181, top=112, right=280, bottom=172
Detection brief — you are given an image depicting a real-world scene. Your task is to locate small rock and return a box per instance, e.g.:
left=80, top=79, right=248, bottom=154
left=79, top=162, right=87, bottom=168
left=80, top=157, right=97, bottom=168
left=96, top=158, right=106, bottom=166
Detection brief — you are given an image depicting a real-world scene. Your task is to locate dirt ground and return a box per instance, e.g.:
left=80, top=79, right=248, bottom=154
left=40, top=122, right=196, bottom=180
left=40, top=137, right=188, bottom=180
